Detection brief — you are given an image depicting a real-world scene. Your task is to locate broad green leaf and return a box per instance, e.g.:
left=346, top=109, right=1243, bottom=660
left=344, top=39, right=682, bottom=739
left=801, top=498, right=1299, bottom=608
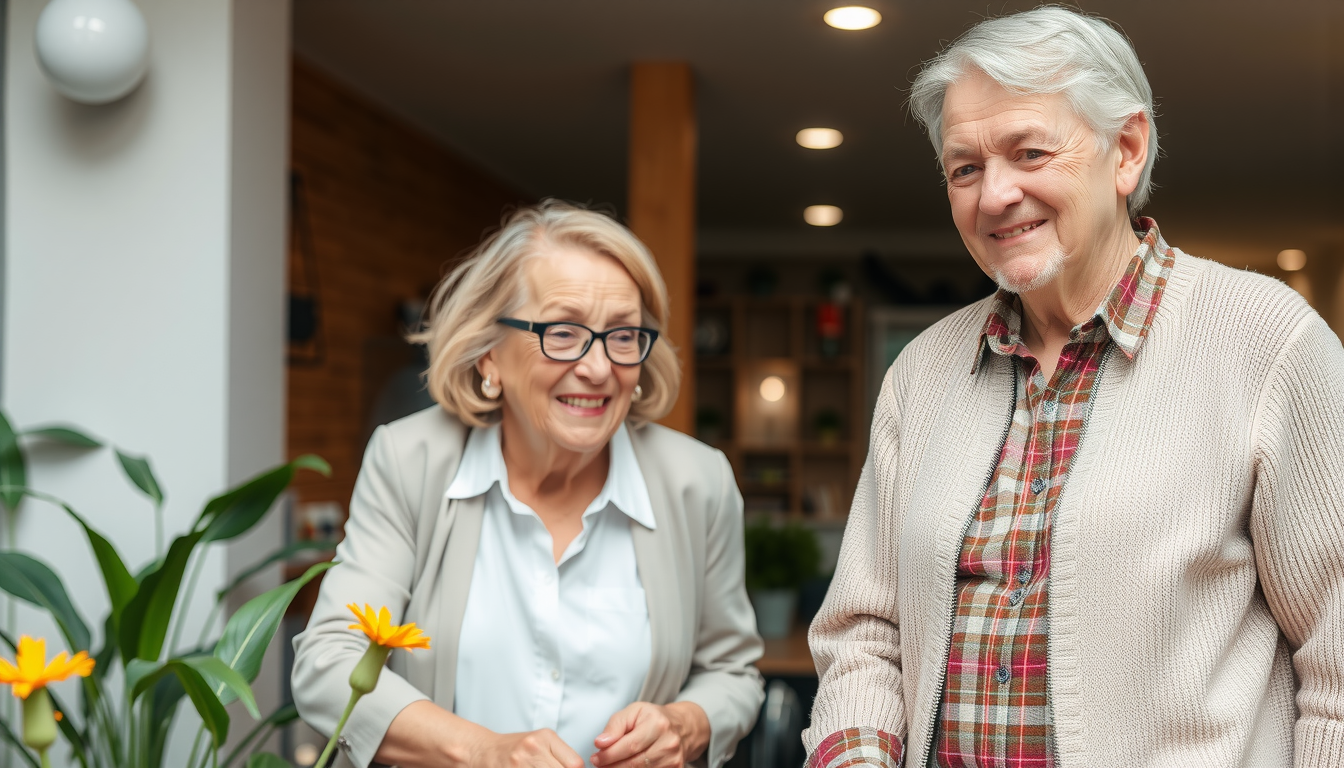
left=148, top=672, right=186, bottom=768
left=222, top=704, right=298, bottom=768
left=119, top=530, right=203, bottom=663
left=92, top=613, right=118, bottom=682
left=22, top=426, right=102, bottom=448
left=116, top=450, right=164, bottom=507
left=175, top=663, right=231, bottom=749
left=217, top=540, right=336, bottom=601
left=0, top=410, right=26, bottom=514
left=197, top=456, right=330, bottom=545
left=182, top=655, right=260, bottom=719
left=213, top=560, right=335, bottom=703
left=245, top=754, right=292, bottom=768
left=0, top=715, right=41, bottom=768
left=0, top=551, right=91, bottom=652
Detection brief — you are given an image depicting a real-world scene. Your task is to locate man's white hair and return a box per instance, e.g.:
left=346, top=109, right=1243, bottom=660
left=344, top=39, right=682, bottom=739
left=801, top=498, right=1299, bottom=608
left=909, top=5, right=1159, bottom=214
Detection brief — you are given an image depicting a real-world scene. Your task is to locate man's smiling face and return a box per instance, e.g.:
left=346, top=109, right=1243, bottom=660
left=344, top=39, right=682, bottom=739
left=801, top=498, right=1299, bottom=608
left=940, top=70, right=1128, bottom=294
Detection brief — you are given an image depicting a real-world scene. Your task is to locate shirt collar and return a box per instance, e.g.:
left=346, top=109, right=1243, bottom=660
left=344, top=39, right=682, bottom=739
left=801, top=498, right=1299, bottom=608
left=444, top=421, right=657, bottom=530
left=972, top=217, right=1174, bottom=373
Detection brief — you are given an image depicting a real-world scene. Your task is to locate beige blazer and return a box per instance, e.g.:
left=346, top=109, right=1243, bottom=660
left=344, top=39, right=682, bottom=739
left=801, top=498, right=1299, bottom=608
left=292, top=407, right=764, bottom=768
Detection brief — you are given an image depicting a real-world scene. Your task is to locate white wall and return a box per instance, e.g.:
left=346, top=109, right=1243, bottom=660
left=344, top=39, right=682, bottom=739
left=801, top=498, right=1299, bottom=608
left=3, top=0, right=289, bottom=764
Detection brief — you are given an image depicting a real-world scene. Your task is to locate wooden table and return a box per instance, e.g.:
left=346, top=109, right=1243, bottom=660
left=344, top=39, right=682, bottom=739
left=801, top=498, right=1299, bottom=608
left=756, top=626, right=817, bottom=677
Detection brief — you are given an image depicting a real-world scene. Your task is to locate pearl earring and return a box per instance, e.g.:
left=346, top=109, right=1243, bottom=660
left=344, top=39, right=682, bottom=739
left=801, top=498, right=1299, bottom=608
left=631, top=385, right=643, bottom=403
left=482, top=374, right=500, bottom=399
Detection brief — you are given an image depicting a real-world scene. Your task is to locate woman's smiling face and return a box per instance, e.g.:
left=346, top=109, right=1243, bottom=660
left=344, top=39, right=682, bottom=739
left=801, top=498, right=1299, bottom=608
left=483, top=242, right=645, bottom=456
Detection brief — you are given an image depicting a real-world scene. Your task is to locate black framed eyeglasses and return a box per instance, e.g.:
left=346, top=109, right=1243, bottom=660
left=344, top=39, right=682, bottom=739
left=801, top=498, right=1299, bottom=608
left=497, top=318, right=659, bottom=366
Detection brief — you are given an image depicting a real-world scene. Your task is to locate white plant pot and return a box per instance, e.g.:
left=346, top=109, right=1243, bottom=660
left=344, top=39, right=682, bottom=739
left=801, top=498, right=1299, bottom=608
left=750, top=588, right=797, bottom=639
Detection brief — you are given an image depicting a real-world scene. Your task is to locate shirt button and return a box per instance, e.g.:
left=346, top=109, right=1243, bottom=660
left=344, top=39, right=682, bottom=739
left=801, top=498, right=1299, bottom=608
left=1017, top=566, right=1032, bottom=584
left=551, top=669, right=560, bottom=681
left=1030, top=477, right=1046, bottom=494
left=1008, top=588, right=1025, bottom=606
left=995, top=666, right=1011, bottom=684
left=1042, top=399, right=1057, bottom=417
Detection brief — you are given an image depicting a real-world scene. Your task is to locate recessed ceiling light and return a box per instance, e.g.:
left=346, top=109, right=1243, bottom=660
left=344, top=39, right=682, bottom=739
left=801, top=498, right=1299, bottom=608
left=1277, top=249, right=1307, bottom=271
left=804, top=205, right=843, bottom=226
left=796, top=128, right=844, bottom=149
left=824, top=6, right=882, bottom=30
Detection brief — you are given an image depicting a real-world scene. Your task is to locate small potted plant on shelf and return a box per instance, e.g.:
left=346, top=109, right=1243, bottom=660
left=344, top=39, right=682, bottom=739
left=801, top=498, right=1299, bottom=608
left=743, top=522, right=821, bottom=639
left=695, top=407, right=724, bottom=445
left=813, top=409, right=843, bottom=447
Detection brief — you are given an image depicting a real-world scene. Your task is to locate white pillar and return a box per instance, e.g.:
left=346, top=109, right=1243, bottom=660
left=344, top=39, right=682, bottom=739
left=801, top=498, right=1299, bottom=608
left=3, top=0, right=289, bottom=763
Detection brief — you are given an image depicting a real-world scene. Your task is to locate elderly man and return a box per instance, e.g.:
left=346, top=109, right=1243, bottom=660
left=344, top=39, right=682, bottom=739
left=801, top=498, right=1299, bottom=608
left=804, top=7, right=1344, bottom=768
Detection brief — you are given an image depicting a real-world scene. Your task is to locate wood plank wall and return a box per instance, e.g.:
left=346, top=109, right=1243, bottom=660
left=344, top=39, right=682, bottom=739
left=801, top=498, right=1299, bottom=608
left=287, top=59, right=525, bottom=510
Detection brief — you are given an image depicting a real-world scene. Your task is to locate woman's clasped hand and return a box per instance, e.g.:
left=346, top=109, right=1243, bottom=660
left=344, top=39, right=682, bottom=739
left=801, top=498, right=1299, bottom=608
left=463, top=701, right=708, bottom=768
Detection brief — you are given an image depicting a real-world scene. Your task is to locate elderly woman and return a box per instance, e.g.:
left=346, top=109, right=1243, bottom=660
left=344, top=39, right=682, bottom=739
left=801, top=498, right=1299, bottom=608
left=292, top=201, right=763, bottom=768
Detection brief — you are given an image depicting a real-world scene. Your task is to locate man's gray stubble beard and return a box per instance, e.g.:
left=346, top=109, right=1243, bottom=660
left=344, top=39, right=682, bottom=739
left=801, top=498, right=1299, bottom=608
left=993, top=248, right=1067, bottom=294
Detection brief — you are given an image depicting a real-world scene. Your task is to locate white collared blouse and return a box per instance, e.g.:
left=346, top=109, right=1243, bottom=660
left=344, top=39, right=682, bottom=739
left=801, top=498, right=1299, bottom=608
left=446, top=422, right=655, bottom=765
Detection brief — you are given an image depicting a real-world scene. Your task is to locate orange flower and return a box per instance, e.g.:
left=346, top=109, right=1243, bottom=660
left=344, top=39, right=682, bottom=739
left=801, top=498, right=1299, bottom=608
left=0, top=636, right=95, bottom=700
left=346, top=604, right=431, bottom=650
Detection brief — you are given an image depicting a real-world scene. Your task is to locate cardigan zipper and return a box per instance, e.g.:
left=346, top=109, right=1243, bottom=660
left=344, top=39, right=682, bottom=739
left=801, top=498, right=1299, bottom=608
left=918, top=367, right=1018, bottom=768
left=1042, top=342, right=1116, bottom=768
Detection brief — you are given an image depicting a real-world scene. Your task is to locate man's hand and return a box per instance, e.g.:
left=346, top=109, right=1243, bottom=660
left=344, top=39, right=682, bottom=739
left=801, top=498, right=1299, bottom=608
left=468, top=728, right=586, bottom=768
left=590, top=702, right=710, bottom=768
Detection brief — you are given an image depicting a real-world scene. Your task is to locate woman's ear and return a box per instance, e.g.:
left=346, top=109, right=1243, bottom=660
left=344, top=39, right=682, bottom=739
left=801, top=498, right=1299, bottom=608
left=1115, top=111, right=1150, bottom=198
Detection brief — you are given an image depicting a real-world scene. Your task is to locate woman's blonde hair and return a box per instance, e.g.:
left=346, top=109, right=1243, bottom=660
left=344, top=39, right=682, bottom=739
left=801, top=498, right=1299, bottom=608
left=410, top=199, right=681, bottom=428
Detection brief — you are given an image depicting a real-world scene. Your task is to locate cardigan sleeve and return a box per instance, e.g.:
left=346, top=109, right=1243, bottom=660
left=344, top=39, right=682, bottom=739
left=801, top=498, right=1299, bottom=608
left=291, top=425, right=431, bottom=768
left=673, top=449, right=766, bottom=768
left=803, top=366, right=907, bottom=767
left=1249, top=313, right=1344, bottom=768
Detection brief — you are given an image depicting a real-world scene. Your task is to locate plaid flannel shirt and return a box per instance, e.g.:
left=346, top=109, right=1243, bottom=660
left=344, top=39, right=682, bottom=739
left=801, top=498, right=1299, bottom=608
left=807, top=219, right=1174, bottom=768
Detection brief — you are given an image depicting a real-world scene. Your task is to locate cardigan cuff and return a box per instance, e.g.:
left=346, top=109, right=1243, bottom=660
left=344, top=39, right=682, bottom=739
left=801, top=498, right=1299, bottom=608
left=1296, top=717, right=1344, bottom=768
left=337, top=674, right=430, bottom=768
left=806, top=727, right=905, bottom=768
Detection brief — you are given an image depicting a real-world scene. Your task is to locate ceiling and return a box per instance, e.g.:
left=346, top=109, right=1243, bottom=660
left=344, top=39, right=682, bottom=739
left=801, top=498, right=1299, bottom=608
left=292, top=0, right=1344, bottom=262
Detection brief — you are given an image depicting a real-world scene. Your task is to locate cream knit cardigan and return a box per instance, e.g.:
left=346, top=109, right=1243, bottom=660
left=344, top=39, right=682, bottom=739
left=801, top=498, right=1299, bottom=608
left=804, top=252, right=1344, bottom=767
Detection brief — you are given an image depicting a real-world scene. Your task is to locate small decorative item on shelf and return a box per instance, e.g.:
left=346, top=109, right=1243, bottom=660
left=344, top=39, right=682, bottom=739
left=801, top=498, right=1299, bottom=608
left=695, top=407, right=725, bottom=444
left=315, top=604, right=432, bottom=767
left=802, top=483, right=839, bottom=519
left=693, top=313, right=730, bottom=356
left=297, top=500, right=345, bottom=543
left=813, top=409, right=843, bottom=446
left=747, top=267, right=778, bottom=297
left=815, top=303, right=845, bottom=358
left=743, top=522, right=822, bottom=639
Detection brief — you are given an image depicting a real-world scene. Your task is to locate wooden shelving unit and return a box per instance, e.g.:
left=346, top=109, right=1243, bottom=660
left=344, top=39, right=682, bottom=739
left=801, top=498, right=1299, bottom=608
left=694, top=296, right=866, bottom=524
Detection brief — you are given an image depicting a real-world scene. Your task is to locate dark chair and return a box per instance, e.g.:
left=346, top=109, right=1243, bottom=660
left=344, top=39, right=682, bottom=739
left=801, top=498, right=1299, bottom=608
left=752, top=679, right=803, bottom=768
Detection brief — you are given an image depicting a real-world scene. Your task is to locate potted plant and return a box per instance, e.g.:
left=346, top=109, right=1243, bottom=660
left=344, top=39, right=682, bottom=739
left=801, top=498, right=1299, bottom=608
left=812, top=409, right=843, bottom=447
left=0, top=410, right=334, bottom=768
left=743, top=522, right=821, bottom=639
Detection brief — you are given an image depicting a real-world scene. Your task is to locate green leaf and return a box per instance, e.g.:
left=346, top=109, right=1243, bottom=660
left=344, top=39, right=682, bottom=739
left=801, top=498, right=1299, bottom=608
left=21, top=426, right=102, bottom=448
left=213, top=561, right=336, bottom=703
left=217, top=540, right=336, bottom=601
left=127, top=658, right=234, bottom=748
left=47, top=493, right=136, bottom=614
left=245, top=754, right=292, bottom=768
left=0, top=410, right=27, bottom=514
left=197, top=456, right=329, bottom=545
left=0, top=551, right=91, bottom=652
left=174, top=662, right=232, bottom=749
left=147, top=672, right=186, bottom=768
left=116, top=450, right=164, bottom=507
left=181, top=655, right=260, bottom=719
left=0, top=715, right=41, bottom=768
left=119, top=530, right=203, bottom=663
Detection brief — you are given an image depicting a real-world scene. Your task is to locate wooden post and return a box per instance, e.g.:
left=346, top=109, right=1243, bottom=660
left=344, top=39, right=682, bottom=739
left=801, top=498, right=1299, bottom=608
left=628, top=61, right=696, bottom=435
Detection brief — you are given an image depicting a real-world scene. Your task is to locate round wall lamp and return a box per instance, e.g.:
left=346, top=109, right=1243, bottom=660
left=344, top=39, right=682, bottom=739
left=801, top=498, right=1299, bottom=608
left=824, top=6, right=882, bottom=30
left=804, top=205, right=844, bottom=227
left=796, top=128, right=844, bottom=149
left=759, top=376, right=787, bottom=403
left=1276, top=249, right=1307, bottom=272
left=36, top=0, right=150, bottom=105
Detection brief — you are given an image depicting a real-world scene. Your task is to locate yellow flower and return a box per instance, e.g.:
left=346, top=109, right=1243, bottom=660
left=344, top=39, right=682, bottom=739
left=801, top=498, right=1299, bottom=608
left=0, top=636, right=95, bottom=700
left=346, top=603, right=431, bottom=650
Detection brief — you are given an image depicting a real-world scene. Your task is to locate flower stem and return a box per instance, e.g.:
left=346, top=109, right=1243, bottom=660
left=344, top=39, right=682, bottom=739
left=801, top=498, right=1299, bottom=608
left=315, top=690, right=361, bottom=768
left=38, top=751, right=50, bottom=768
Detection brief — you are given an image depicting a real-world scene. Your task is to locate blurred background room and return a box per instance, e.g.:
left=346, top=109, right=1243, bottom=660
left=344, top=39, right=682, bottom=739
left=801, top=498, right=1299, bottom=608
left=3, top=0, right=1341, bottom=766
